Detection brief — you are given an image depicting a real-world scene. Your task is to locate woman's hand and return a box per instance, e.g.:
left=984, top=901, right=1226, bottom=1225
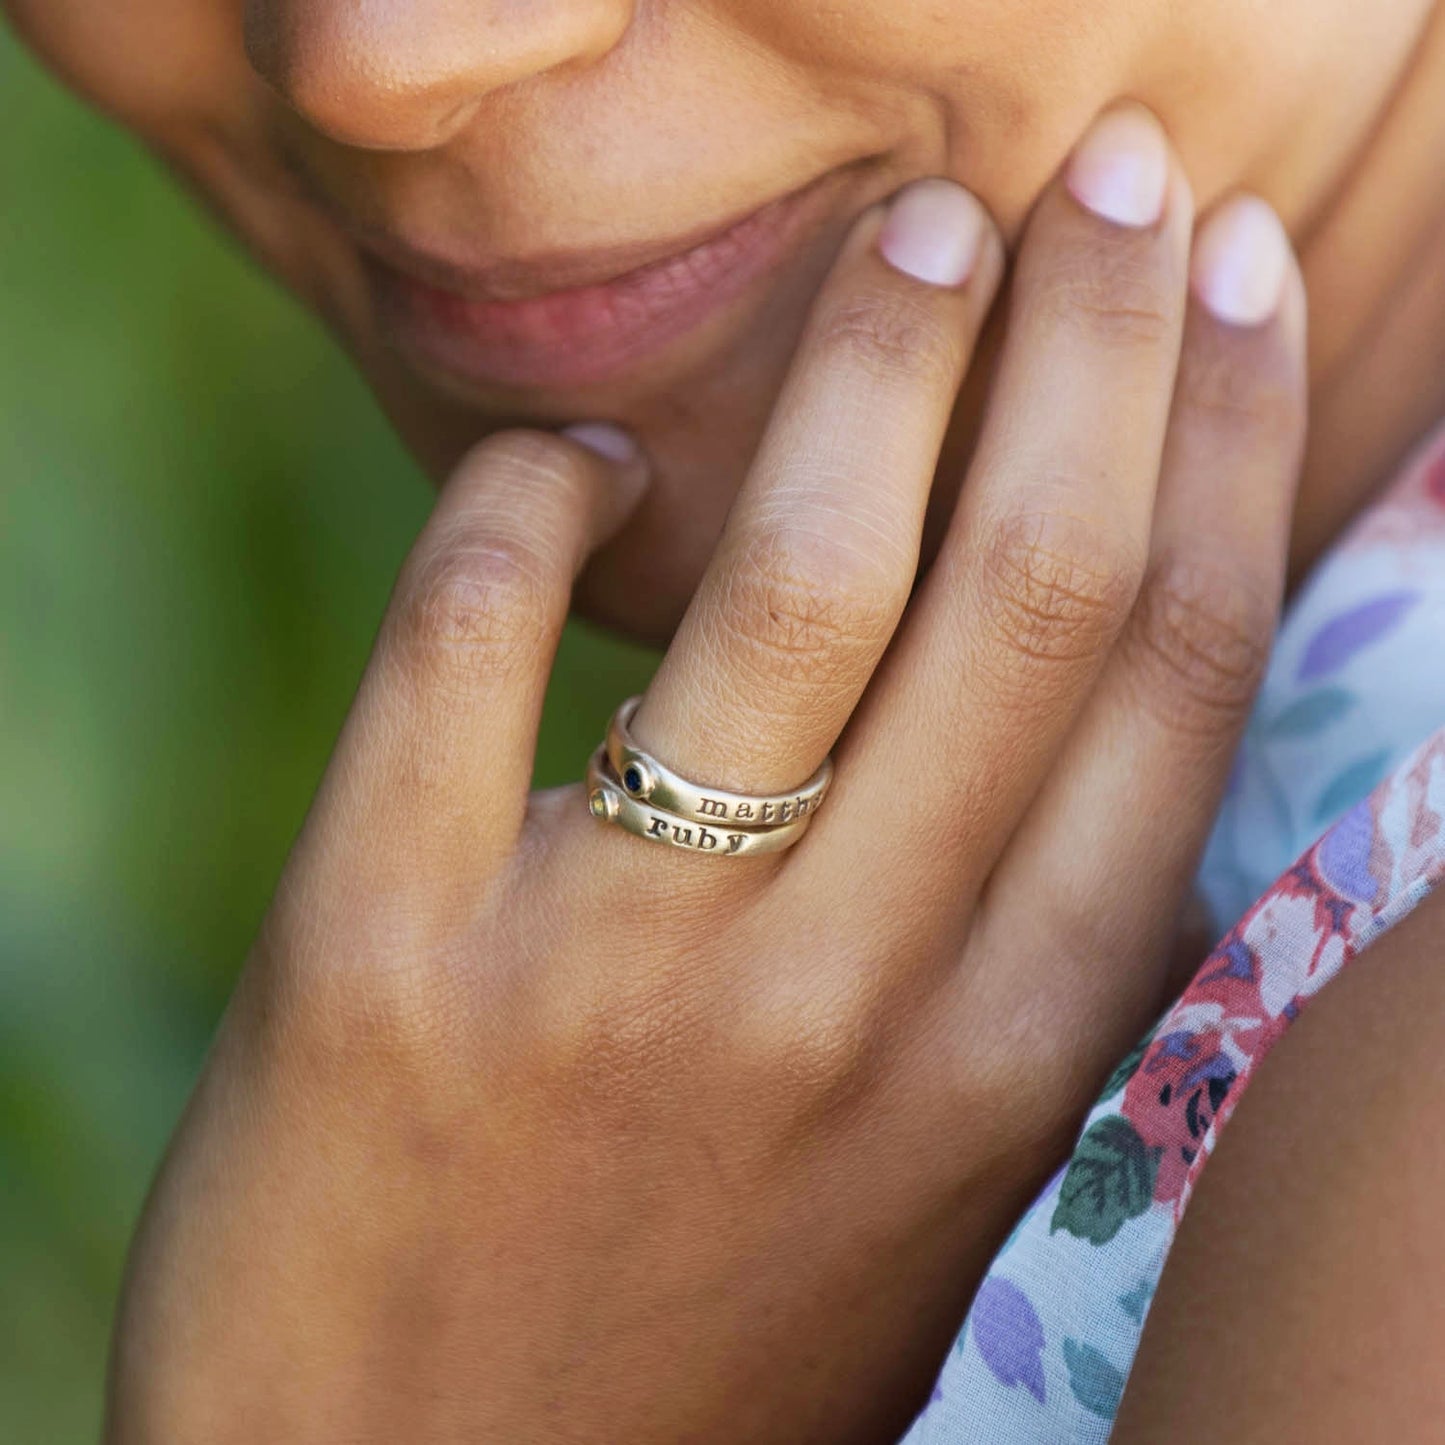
left=108, top=102, right=1306, bottom=1445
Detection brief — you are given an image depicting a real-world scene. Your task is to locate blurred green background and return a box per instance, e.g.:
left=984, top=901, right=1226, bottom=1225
left=0, top=32, right=658, bottom=1439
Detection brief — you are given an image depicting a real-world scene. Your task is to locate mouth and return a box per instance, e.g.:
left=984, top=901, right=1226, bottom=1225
left=356, top=171, right=851, bottom=394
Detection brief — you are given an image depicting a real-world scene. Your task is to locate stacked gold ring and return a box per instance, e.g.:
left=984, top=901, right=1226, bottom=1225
left=585, top=696, right=833, bottom=857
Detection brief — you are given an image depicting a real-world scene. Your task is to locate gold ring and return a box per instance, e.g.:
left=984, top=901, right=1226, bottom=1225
left=586, top=748, right=814, bottom=857
left=604, top=696, right=833, bottom=831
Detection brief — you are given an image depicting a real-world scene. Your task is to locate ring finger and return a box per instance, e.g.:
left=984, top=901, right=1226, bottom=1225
left=618, top=177, right=1005, bottom=827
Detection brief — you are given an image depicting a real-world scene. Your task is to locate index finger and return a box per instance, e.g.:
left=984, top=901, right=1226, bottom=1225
left=284, top=428, right=646, bottom=921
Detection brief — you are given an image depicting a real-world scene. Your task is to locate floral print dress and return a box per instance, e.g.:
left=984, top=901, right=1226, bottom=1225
left=904, top=414, right=1445, bottom=1442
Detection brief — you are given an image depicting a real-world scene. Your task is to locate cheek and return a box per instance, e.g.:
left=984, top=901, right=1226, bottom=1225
left=733, top=0, right=1140, bottom=89
left=4, top=0, right=251, bottom=131
left=722, top=0, right=1154, bottom=218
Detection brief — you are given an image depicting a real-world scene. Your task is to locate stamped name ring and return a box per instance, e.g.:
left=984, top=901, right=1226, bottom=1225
left=586, top=747, right=816, bottom=857
left=603, top=695, right=834, bottom=831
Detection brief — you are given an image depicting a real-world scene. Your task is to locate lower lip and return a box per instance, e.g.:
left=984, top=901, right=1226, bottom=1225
left=367, top=180, right=836, bottom=393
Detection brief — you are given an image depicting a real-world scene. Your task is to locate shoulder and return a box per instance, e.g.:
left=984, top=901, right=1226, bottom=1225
left=1113, top=881, right=1445, bottom=1441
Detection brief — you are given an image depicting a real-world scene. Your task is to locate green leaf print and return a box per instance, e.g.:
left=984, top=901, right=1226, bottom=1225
left=1313, top=749, right=1393, bottom=827
left=1063, top=1338, right=1127, bottom=1419
left=1050, top=1116, right=1161, bottom=1246
left=1098, top=1025, right=1157, bottom=1103
left=1117, top=1277, right=1154, bottom=1325
left=1263, top=686, right=1355, bottom=739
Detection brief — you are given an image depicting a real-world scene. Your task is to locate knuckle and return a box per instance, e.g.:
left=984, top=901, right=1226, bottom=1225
left=261, top=918, right=469, bottom=1094
left=719, top=526, right=901, bottom=685
left=389, top=428, right=594, bottom=686
left=1127, top=549, right=1277, bottom=729
left=747, top=996, right=867, bottom=1099
left=1182, top=337, right=1307, bottom=443
left=813, top=286, right=964, bottom=385
left=731, top=970, right=898, bottom=1139
left=974, top=507, right=1142, bottom=667
left=394, top=533, right=556, bottom=685
left=914, top=980, right=1071, bottom=1179
left=955, top=1005, right=1120, bottom=1171
left=952, top=1040, right=1067, bottom=1172
left=1029, top=240, right=1178, bottom=348
left=935, top=950, right=1135, bottom=1178
left=532, top=964, right=714, bottom=1125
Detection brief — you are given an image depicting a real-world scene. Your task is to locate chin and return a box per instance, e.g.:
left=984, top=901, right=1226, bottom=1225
left=353, top=225, right=868, bottom=649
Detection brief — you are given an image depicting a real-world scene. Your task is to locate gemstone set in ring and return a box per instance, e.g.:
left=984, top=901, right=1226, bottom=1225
left=586, top=695, right=833, bottom=856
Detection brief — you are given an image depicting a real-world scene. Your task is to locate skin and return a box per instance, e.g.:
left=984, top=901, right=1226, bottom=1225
left=3, top=0, right=1444, bottom=1439
left=1114, top=882, right=1445, bottom=1443
left=102, top=123, right=1319, bottom=1440
left=6, top=0, right=1445, bottom=637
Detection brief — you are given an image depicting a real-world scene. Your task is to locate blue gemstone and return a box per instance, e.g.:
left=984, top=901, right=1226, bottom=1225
left=623, top=765, right=644, bottom=794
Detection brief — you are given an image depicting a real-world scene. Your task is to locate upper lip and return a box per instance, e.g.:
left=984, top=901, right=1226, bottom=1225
left=330, top=178, right=832, bottom=305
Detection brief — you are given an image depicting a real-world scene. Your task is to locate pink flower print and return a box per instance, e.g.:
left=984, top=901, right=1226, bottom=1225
left=1241, top=889, right=1349, bottom=1019
left=1123, top=1020, right=1237, bottom=1205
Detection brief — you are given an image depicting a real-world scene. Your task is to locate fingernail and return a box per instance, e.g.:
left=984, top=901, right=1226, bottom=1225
left=877, top=178, right=989, bottom=288
left=1066, top=103, right=1170, bottom=228
left=563, top=422, right=642, bottom=467
left=561, top=422, right=650, bottom=514
left=1191, top=193, right=1291, bottom=327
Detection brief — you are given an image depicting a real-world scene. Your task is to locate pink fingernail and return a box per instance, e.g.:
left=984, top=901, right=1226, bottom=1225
left=1066, top=103, right=1170, bottom=228
left=1191, top=193, right=1291, bottom=327
left=877, top=179, right=989, bottom=288
left=562, top=422, right=642, bottom=466
left=561, top=422, right=651, bottom=516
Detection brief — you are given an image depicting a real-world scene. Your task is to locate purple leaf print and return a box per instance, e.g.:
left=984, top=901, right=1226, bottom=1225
left=1297, top=592, right=1418, bottom=681
left=1316, top=796, right=1382, bottom=904
left=1203, top=936, right=1256, bottom=984
left=970, top=1277, right=1046, bottom=1404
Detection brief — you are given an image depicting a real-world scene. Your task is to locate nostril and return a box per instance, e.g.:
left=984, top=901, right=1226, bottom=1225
left=242, top=4, right=468, bottom=150
left=242, top=0, right=635, bottom=153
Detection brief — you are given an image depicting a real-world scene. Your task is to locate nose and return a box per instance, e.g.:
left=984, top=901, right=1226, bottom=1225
left=245, top=0, right=634, bottom=151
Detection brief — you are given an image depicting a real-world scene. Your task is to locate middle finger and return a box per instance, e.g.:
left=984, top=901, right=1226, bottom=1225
left=828, top=101, right=1196, bottom=900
